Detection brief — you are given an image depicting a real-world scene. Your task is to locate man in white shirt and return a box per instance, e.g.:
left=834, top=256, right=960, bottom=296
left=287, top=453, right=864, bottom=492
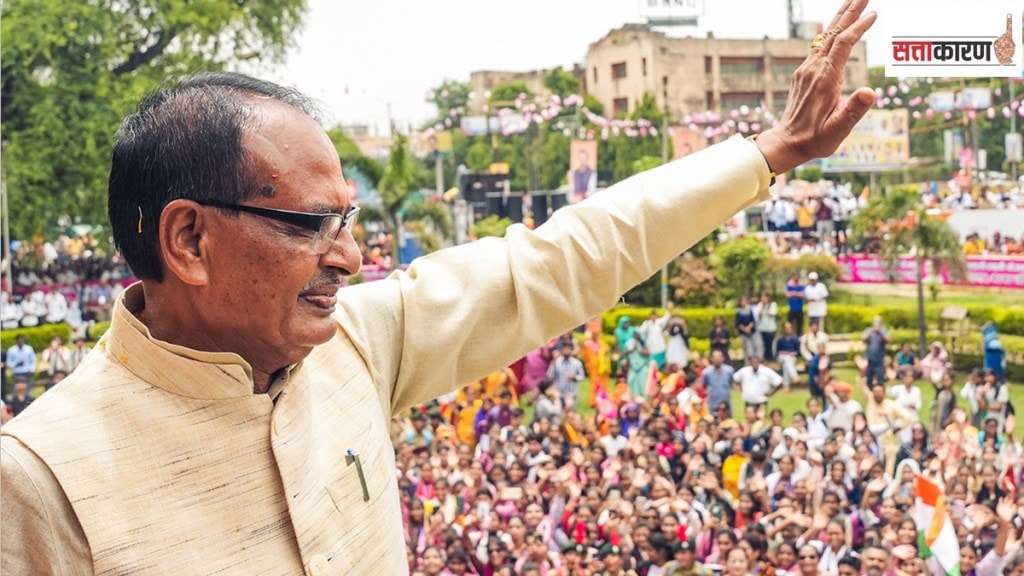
left=800, top=320, right=829, bottom=362
left=1, top=294, right=23, bottom=330
left=805, top=396, right=831, bottom=445
left=639, top=308, right=670, bottom=369
left=732, top=356, right=783, bottom=408
left=804, top=272, right=829, bottom=331
left=825, top=381, right=862, bottom=432
left=753, top=293, right=779, bottom=361
left=887, top=368, right=922, bottom=443
left=599, top=420, right=629, bottom=457
left=44, top=291, right=69, bottom=324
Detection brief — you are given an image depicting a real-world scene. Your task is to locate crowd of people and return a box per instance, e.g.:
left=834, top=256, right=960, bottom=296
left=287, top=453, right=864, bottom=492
left=389, top=292, right=1023, bottom=575
left=759, top=183, right=864, bottom=257
left=3, top=254, right=134, bottom=331
left=962, top=232, right=1024, bottom=257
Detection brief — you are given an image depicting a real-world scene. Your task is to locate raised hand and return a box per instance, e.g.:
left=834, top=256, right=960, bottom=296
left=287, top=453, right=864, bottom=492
left=867, top=477, right=888, bottom=493
left=997, top=496, right=1015, bottom=523
left=754, top=0, right=878, bottom=174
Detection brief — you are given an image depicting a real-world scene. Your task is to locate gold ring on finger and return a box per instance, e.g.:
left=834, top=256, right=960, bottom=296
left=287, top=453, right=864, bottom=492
left=811, top=34, right=826, bottom=50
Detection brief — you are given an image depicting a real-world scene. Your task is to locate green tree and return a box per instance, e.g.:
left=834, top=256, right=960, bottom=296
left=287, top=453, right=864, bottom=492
left=630, top=92, right=664, bottom=125
left=582, top=94, right=605, bottom=117
left=797, top=166, right=823, bottom=182
left=364, top=134, right=452, bottom=264
left=465, top=140, right=493, bottom=172
left=1, top=0, right=306, bottom=241
left=850, top=188, right=966, bottom=352
left=426, top=79, right=469, bottom=126
left=709, top=236, right=772, bottom=300
left=668, top=258, right=718, bottom=307
left=536, top=129, right=571, bottom=190
left=327, top=128, right=384, bottom=186
left=489, top=82, right=531, bottom=106
left=471, top=215, right=514, bottom=239
left=543, top=67, right=580, bottom=99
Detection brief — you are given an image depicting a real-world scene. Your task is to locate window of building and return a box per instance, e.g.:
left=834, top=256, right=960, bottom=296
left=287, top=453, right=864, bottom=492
left=719, top=57, right=763, bottom=75
left=593, top=66, right=598, bottom=84
left=720, top=92, right=762, bottom=112
left=613, top=97, right=629, bottom=116
left=770, top=58, right=802, bottom=79
left=705, top=56, right=713, bottom=74
left=772, top=91, right=789, bottom=112
left=612, top=62, right=627, bottom=80
left=642, top=57, right=648, bottom=77
left=706, top=92, right=715, bottom=110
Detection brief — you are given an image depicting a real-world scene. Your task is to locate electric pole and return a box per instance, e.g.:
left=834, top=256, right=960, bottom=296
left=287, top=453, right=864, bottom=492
left=660, top=76, right=670, bottom=310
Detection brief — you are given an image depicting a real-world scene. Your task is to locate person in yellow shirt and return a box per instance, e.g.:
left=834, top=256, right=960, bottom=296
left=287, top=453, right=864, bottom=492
left=581, top=326, right=611, bottom=406
left=796, top=199, right=816, bottom=237
left=455, top=384, right=485, bottom=447
left=721, top=437, right=750, bottom=499
left=963, top=233, right=985, bottom=255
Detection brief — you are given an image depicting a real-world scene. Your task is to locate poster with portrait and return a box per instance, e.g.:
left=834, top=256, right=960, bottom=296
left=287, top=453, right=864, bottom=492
left=671, top=128, right=707, bottom=160
left=569, top=140, right=598, bottom=203
left=821, top=108, right=910, bottom=172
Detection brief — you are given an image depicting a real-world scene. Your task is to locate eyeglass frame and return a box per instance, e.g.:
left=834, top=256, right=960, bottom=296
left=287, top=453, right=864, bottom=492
left=197, top=199, right=359, bottom=254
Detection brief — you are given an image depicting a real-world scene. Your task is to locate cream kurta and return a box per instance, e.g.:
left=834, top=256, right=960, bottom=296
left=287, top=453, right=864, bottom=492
left=0, top=136, right=770, bottom=575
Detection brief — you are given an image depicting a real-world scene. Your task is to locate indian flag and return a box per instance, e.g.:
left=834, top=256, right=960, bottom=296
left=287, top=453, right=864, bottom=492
left=915, top=476, right=961, bottom=576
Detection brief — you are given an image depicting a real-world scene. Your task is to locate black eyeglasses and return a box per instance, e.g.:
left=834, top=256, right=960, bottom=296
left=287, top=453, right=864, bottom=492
left=199, top=200, right=359, bottom=254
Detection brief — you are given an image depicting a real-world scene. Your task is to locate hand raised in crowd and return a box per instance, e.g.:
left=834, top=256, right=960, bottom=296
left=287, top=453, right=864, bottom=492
left=867, top=477, right=888, bottom=493
left=996, top=496, right=1016, bottom=524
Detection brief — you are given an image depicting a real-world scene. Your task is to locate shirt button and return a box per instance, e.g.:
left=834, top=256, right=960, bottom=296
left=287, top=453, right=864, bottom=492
left=305, top=554, right=328, bottom=576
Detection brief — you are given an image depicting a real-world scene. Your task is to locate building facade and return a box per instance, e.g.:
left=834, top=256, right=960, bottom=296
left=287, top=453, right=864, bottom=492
left=584, top=24, right=869, bottom=120
left=467, top=69, right=552, bottom=114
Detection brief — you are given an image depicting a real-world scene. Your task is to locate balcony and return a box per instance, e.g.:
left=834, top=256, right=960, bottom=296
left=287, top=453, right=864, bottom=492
left=719, top=74, right=765, bottom=92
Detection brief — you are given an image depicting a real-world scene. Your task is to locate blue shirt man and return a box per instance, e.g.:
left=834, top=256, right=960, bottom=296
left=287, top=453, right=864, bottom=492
left=785, top=274, right=806, bottom=335
left=702, top=350, right=735, bottom=418
left=6, top=335, right=36, bottom=384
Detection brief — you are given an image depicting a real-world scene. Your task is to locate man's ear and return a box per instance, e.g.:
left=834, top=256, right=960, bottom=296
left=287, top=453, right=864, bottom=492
left=158, top=199, right=210, bottom=287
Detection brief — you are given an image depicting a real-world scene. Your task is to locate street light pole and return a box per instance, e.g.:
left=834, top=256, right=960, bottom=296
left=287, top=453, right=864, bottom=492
left=1011, top=80, right=1018, bottom=182
left=660, top=76, right=670, bottom=310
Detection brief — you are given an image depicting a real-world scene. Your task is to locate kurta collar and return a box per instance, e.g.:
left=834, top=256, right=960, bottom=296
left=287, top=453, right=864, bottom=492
left=101, top=282, right=296, bottom=400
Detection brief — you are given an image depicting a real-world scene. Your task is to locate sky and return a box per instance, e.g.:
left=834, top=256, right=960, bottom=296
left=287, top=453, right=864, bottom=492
left=270, top=0, right=889, bottom=134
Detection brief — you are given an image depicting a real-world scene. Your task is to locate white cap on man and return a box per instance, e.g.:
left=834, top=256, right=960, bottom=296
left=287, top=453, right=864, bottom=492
left=808, top=272, right=819, bottom=281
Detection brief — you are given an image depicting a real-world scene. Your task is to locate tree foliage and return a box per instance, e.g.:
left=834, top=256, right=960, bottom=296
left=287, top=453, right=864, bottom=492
left=1, top=0, right=306, bottom=240
left=426, top=79, right=470, bottom=126
left=709, top=236, right=772, bottom=301
left=328, top=128, right=384, bottom=186
left=543, top=67, right=580, bottom=99
left=364, top=134, right=451, bottom=264
left=489, top=82, right=530, bottom=106
left=668, top=258, right=718, bottom=307
left=471, top=215, right=514, bottom=239
left=850, top=187, right=966, bottom=350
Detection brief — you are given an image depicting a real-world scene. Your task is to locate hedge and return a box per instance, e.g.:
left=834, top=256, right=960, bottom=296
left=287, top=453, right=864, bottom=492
left=1, top=324, right=73, bottom=353
left=89, top=321, right=112, bottom=341
left=603, top=304, right=1024, bottom=339
left=602, top=307, right=732, bottom=338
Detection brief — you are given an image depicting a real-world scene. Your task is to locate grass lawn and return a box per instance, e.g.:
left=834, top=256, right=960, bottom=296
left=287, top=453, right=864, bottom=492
left=542, top=366, right=1023, bottom=430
